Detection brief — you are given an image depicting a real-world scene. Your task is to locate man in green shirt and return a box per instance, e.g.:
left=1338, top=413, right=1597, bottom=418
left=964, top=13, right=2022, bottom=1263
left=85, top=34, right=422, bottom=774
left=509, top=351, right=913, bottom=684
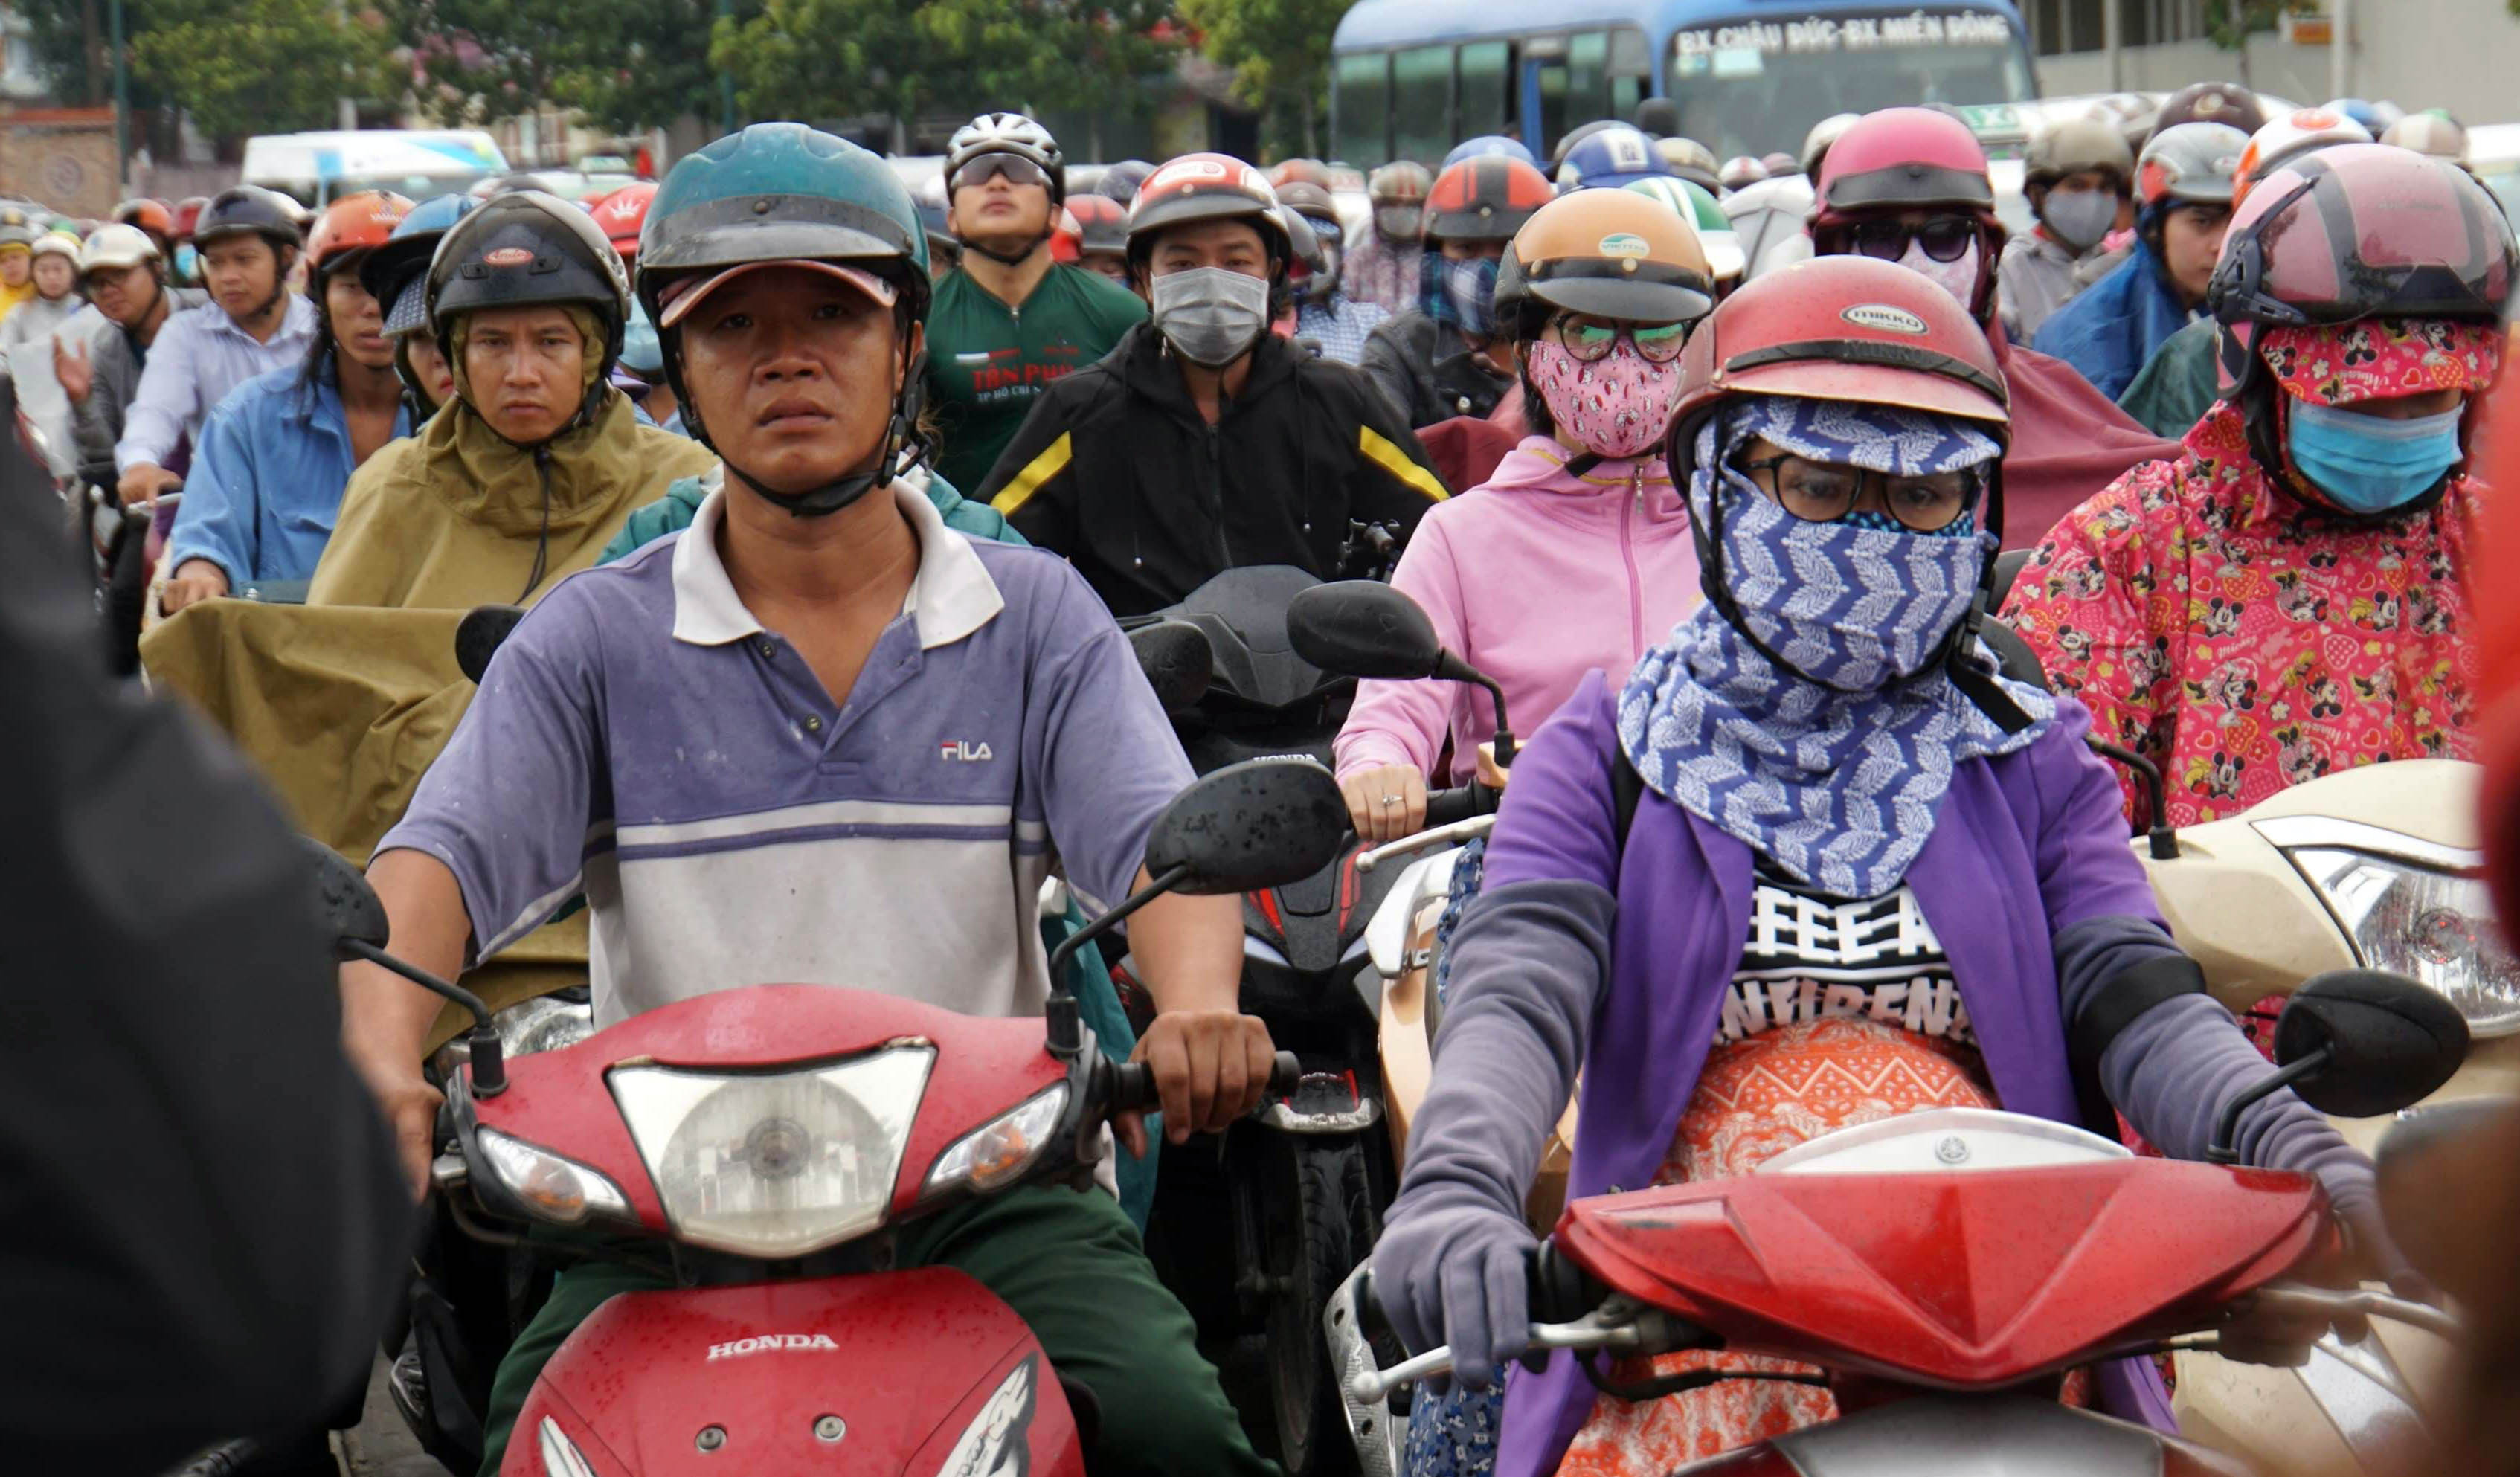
left=925, top=111, right=1146, bottom=490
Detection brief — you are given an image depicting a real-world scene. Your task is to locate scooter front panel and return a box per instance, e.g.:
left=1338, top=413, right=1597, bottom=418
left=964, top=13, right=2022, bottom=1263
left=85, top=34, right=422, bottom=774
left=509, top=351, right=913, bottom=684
left=509, top=1268, right=1084, bottom=1474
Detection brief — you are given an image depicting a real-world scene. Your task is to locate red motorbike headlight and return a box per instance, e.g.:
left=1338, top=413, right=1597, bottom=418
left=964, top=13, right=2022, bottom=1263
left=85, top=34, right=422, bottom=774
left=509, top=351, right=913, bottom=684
left=609, top=1046, right=935, bottom=1258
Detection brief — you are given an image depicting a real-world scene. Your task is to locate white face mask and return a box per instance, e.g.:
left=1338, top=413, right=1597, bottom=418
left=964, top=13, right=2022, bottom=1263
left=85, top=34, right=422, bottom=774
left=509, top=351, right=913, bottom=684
left=1148, top=266, right=1272, bottom=367
left=2042, top=188, right=2118, bottom=251
left=1897, top=236, right=1982, bottom=311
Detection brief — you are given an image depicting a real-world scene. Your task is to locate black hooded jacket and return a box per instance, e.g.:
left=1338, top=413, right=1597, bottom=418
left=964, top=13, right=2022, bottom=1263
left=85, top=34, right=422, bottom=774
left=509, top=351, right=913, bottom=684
left=980, top=321, right=1451, bottom=617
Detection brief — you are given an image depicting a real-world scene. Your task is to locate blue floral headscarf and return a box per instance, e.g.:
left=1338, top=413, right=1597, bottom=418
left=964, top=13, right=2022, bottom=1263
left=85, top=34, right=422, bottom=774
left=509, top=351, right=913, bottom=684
left=1616, top=394, right=2057, bottom=899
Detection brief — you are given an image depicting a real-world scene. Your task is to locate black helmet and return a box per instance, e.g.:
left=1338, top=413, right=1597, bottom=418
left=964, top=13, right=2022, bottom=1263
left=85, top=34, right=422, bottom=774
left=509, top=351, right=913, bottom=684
left=427, top=190, right=632, bottom=433
left=193, top=185, right=303, bottom=252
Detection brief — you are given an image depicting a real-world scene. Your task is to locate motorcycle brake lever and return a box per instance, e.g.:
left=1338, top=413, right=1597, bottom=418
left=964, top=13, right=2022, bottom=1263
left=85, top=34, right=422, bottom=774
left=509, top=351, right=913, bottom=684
left=1345, top=1300, right=1677, bottom=1405
left=1356, top=814, right=1498, bottom=874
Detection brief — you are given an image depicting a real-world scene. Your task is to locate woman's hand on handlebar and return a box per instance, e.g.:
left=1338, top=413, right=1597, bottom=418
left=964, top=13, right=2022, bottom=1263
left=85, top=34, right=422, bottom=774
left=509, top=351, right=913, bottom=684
left=1343, top=762, right=1429, bottom=843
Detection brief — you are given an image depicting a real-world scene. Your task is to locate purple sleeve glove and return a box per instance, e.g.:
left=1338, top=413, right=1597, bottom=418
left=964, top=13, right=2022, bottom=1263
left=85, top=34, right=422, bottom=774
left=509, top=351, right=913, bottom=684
left=1373, top=875, right=1616, bottom=1388
left=2098, top=991, right=2417, bottom=1290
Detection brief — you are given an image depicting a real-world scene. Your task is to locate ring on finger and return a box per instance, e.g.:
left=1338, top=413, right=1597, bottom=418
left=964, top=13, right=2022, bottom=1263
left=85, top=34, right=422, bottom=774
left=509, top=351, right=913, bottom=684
left=1381, top=793, right=1404, bottom=805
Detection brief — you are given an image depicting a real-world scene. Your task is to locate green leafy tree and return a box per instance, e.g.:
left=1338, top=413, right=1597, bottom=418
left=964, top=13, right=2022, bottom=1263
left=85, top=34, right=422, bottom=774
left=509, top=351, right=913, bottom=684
left=13, top=0, right=390, bottom=152
left=711, top=0, right=1177, bottom=137
left=385, top=0, right=761, bottom=132
left=1177, top=0, right=1344, bottom=158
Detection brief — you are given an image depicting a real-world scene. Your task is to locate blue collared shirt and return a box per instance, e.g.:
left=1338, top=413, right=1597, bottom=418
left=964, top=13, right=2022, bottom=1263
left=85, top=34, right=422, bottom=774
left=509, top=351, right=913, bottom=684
left=115, top=295, right=320, bottom=472
left=161, top=365, right=411, bottom=585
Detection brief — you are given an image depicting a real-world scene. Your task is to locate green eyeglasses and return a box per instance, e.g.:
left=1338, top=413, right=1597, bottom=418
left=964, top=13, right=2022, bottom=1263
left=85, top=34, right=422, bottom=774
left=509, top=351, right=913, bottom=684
left=1552, top=314, right=1691, bottom=364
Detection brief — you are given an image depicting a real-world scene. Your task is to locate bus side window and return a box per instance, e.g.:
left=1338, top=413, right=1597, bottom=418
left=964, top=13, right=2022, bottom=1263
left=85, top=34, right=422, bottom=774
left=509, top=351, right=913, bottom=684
left=1392, top=44, right=1456, bottom=167
left=1459, top=41, right=1511, bottom=144
left=1568, top=30, right=1610, bottom=130
left=1608, top=27, right=1650, bottom=122
left=1334, top=51, right=1392, bottom=167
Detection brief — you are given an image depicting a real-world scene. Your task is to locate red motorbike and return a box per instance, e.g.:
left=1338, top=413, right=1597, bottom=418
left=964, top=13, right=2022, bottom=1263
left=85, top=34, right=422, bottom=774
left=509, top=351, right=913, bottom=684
left=1342, top=970, right=2469, bottom=1476
left=309, top=756, right=1349, bottom=1476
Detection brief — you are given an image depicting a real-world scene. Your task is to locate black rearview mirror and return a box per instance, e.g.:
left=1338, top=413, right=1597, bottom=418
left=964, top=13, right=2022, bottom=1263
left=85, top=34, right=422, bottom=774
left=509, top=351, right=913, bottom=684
left=304, top=834, right=390, bottom=960
left=455, top=604, right=529, bottom=685
left=2273, top=969, right=2469, bottom=1119
left=1128, top=620, right=1214, bottom=714
left=1144, top=758, right=1351, bottom=896
left=1287, top=582, right=1444, bottom=681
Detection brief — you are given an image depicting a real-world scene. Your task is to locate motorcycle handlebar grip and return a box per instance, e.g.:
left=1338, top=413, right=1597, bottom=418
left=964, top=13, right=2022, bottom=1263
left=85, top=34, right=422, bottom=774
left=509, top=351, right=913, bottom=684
left=1422, top=783, right=1497, bottom=829
left=1108, top=1051, right=1302, bottom=1115
left=1528, top=1243, right=1607, bottom=1325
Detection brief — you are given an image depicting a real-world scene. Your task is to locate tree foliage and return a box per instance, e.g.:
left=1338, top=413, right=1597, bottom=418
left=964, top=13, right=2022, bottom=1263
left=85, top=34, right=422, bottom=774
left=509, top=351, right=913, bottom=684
left=1177, top=0, right=1344, bottom=157
left=13, top=0, right=388, bottom=149
left=711, top=0, right=1178, bottom=133
left=384, top=0, right=755, bottom=131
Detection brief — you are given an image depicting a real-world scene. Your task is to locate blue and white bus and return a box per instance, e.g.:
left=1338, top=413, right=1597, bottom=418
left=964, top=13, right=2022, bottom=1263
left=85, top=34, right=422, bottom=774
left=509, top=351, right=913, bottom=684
left=1330, top=0, right=2037, bottom=168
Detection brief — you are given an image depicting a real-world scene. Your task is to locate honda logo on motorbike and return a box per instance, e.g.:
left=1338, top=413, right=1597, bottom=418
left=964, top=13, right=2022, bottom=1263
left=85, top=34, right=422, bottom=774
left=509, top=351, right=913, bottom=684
left=706, top=1333, right=842, bottom=1360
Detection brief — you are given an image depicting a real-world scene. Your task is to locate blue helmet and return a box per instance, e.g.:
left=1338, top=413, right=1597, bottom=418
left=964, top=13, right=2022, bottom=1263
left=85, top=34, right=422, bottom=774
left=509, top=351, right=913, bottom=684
left=356, top=193, right=479, bottom=324
left=619, top=299, right=663, bottom=376
left=1443, top=135, right=1537, bottom=170
left=1554, top=126, right=1674, bottom=190
left=2324, top=98, right=2390, bottom=136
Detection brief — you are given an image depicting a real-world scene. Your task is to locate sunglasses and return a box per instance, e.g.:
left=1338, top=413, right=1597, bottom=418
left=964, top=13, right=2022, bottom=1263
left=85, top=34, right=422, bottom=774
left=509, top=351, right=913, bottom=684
left=1553, top=314, right=1690, bottom=364
left=955, top=155, right=1051, bottom=191
left=1848, top=216, right=1978, bottom=264
left=1738, top=452, right=1981, bottom=532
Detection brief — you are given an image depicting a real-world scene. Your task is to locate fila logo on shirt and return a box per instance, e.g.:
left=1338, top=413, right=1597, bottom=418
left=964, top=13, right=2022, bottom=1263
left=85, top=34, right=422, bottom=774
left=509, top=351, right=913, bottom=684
left=939, top=738, right=995, bottom=762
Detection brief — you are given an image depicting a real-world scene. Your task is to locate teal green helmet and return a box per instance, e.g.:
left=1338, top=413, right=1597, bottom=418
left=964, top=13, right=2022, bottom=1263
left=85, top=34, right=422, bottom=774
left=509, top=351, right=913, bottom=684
left=1622, top=176, right=1746, bottom=284
left=637, top=123, right=933, bottom=518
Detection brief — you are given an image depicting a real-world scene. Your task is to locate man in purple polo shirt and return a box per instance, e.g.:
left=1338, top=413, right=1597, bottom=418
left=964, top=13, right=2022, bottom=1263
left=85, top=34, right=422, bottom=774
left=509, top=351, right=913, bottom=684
left=341, top=125, right=1282, bottom=1477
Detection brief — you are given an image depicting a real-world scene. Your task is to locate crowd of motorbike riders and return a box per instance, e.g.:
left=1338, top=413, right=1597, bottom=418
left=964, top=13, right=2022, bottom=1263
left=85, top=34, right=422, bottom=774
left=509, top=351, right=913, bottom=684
left=13, top=71, right=2515, bottom=1477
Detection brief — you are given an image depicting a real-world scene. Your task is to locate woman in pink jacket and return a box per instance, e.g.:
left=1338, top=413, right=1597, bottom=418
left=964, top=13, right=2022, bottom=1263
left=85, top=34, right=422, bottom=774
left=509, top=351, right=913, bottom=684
left=1337, top=188, right=1715, bottom=840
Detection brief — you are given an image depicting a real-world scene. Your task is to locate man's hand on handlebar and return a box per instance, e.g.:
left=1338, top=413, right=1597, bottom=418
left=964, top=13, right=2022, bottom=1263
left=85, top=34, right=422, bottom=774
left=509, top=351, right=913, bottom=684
left=1343, top=762, right=1430, bottom=844
left=1121, top=1008, right=1279, bottom=1158
left=117, top=463, right=181, bottom=507
left=160, top=559, right=230, bottom=614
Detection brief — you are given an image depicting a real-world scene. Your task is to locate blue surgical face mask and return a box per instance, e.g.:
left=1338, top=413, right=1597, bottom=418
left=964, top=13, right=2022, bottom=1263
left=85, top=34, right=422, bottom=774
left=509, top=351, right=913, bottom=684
left=2285, top=395, right=2465, bottom=515
left=173, top=243, right=198, bottom=282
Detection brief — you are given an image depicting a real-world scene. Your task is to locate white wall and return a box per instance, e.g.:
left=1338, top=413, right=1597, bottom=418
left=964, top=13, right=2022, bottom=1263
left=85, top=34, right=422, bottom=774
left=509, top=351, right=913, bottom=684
left=2035, top=0, right=2520, bottom=125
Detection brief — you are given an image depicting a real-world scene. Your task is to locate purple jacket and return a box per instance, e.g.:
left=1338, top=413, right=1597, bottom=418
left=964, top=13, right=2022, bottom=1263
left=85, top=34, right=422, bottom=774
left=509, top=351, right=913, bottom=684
left=1450, top=673, right=2181, bottom=1475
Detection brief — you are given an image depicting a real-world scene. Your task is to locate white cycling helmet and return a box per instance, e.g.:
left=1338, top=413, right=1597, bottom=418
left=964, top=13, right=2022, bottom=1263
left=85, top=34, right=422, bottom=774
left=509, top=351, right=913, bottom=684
left=947, top=112, right=1065, bottom=202
left=79, top=222, right=161, bottom=274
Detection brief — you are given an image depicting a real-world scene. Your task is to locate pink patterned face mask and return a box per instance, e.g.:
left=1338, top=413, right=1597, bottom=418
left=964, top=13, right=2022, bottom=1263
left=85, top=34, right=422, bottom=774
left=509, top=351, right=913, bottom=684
left=1526, top=338, right=1683, bottom=462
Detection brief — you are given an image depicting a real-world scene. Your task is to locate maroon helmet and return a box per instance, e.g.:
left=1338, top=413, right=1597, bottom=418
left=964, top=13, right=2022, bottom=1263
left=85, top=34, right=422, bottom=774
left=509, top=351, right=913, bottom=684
left=1807, top=108, right=2004, bottom=322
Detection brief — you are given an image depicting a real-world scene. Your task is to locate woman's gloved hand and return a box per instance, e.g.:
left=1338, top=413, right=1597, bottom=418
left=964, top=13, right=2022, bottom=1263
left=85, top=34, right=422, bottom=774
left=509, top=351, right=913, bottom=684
left=2318, top=1161, right=2435, bottom=1303
left=1372, top=1195, right=1537, bottom=1391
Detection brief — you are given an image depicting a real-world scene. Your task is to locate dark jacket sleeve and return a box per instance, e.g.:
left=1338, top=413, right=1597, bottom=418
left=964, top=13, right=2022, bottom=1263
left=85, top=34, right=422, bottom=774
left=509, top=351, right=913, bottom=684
left=0, top=445, right=408, bottom=1469
left=1358, top=318, right=1430, bottom=429
left=1329, top=361, right=1451, bottom=534
left=981, top=376, right=1090, bottom=554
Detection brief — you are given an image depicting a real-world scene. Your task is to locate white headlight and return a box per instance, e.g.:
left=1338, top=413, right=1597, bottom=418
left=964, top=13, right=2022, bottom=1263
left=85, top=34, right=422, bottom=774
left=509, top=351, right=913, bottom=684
left=923, top=1084, right=1069, bottom=1197
left=476, top=1127, right=632, bottom=1223
left=2287, top=846, right=2520, bottom=1035
left=608, top=1046, right=933, bottom=1258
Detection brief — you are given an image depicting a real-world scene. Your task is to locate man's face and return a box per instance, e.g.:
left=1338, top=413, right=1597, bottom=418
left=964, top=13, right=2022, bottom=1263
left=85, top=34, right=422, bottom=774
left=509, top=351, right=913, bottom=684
left=324, top=270, right=393, bottom=372
left=677, top=266, right=910, bottom=496
left=32, top=254, right=74, bottom=300
left=202, top=235, right=281, bottom=320
left=402, top=332, right=457, bottom=408
left=0, top=249, right=28, bottom=288
left=84, top=263, right=158, bottom=326
left=947, top=159, right=1054, bottom=248
left=1140, top=219, right=1271, bottom=298
left=1079, top=250, right=1130, bottom=285
left=2159, top=203, right=2233, bottom=306
left=461, top=305, right=587, bottom=443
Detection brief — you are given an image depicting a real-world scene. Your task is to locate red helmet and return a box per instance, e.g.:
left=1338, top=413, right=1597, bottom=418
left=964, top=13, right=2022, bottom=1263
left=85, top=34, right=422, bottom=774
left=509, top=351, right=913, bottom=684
left=112, top=198, right=173, bottom=239
left=306, top=190, right=414, bottom=281
left=171, top=196, right=210, bottom=241
left=2209, top=143, right=2513, bottom=477
left=1063, top=193, right=1129, bottom=254
left=1268, top=158, right=1334, bottom=191
left=1809, top=108, right=2002, bottom=321
left=1050, top=205, right=1082, bottom=262
left=1424, top=155, right=1555, bottom=243
left=1125, top=153, right=1293, bottom=272
left=593, top=180, right=656, bottom=258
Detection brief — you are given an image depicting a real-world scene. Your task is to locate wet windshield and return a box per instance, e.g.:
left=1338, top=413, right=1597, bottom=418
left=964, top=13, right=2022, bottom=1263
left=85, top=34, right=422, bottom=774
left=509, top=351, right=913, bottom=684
left=1666, top=10, right=2033, bottom=158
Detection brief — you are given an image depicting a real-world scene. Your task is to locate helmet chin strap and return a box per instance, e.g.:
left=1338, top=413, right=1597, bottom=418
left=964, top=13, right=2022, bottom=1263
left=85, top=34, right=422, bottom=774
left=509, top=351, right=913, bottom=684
left=960, top=230, right=1050, bottom=268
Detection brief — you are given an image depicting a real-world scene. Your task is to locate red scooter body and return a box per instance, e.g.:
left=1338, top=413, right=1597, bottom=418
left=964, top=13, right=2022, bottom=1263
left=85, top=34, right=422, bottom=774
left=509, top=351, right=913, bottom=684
left=1540, top=1112, right=2334, bottom=1476
left=443, top=985, right=1106, bottom=1476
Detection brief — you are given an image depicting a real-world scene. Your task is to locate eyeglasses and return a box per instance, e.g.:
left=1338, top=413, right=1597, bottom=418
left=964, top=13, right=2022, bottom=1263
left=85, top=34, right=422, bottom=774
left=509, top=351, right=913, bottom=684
left=1737, top=452, right=1981, bottom=532
left=1847, top=216, right=1977, bottom=264
left=1552, top=314, right=1690, bottom=364
left=955, top=155, right=1050, bottom=191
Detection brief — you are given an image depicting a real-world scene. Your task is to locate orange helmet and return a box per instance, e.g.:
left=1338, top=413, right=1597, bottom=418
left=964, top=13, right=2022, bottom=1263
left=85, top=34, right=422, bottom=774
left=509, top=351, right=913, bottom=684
left=1064, top=193, right=1129, bottom=254
left=1050, top=205, right=1082, bottom=262
left=592, top=181, right=657, bottom=258
left=1424, top=155, right=1555, bottom=243
left=112, top=198, right=173, bottom=239
left=1495, top=188, right=1714, bottom=338
left=306, top=190, right=414, bottom=281
left=1268, top=158, right=1334, bottom=191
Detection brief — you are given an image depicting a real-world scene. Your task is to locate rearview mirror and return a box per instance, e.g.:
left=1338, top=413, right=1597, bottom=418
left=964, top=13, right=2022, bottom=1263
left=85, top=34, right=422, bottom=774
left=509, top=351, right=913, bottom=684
left=1128, top=620, right=1214, bottom=714
left=1287, top=582, right=1443, bottom=681
left=304, top=835, right=390, bottom=961
left=455, top=604, right=528, bottom=684
left=2274, top=969, right=2469, bottom=1119
left=1144, top=758, right=1350, bottom=896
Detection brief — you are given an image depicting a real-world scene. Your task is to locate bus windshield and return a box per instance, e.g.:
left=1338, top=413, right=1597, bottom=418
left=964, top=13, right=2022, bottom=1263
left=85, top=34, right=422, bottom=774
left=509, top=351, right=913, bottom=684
left=1667, top=10, right=2031, bottom=159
